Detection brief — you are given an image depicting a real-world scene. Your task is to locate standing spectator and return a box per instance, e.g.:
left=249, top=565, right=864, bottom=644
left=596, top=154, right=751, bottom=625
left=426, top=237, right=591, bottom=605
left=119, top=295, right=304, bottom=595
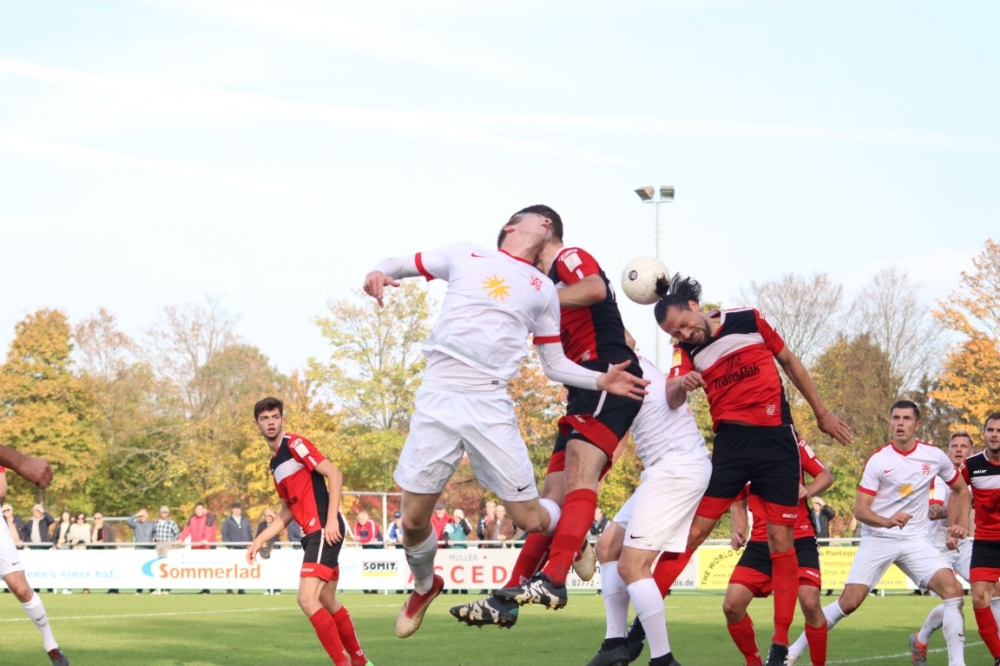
left=386, top=511, right=403, bottom=548
left=484, top=505, right=517, bottom=547
left=91, top=512, right=118, bottom=593
left=152, top=505, right=179, bottom=594
left=430, top=503, right=450, bottom=543
left=177, top=502, right=216, bottom=594
left=476, top=501, right=496, bottom=543
left=354, top=510, right=382, bottom=549
left=588, top=507, right=608, bottom=545
left=20, top=504, right=54, bottom=549
left=127, top=508, right=155, bottom=594
left=444, top=510, right=472, bottom=549
left=809, top=497, right=835, bottom=541
left=222, top=502, right=253, bottom=594
left=257, top=509, right=280, bottom=595
left=286, top=519, right=304, bottom=548
left=3, top=504, right=25, bottom=547
left=53, top=511, right=72, bottom=549
left=67, top=513, right=90, bottom=551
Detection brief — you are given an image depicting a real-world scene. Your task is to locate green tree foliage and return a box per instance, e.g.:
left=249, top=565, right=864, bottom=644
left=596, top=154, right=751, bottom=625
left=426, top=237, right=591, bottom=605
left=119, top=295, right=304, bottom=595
left=310, top=282, right=432, bottom=431
left=932, top=239, right=1000, bottom=431
left=0, top=309, right=95, bottom=508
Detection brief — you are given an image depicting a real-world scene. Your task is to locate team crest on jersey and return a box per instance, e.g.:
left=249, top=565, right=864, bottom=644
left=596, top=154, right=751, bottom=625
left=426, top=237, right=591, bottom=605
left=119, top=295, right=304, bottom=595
left=530, top=276, right=543, bottom=291
left=766, top=404, right=776, bottom=416
left=921, top=462, right=931, bottom=475
left=482, top=275, right=511, bottom=301
left=671, top=350, right=682, bottom=368
left=561, top=249, right=582, bottom=271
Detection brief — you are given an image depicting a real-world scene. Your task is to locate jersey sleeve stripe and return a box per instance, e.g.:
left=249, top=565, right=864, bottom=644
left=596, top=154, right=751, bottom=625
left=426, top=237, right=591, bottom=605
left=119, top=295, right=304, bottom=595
left=857, top=486, right=877, bottom=496
left=415, top=252, right=433, bottom=281
left=533, top=335, right=561, bottom=345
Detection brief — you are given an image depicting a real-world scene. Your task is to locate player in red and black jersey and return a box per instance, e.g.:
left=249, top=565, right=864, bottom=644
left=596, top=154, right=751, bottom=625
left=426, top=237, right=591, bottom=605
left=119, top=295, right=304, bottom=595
left=651, top=274, right=852, bottom=666
left=725, top=439, right=833, bottom=666
left=248, top=397, right=370, bottom=666
left=961, top=412, right=1000, bottom=665
left=486, top=206, right=643, bottom=617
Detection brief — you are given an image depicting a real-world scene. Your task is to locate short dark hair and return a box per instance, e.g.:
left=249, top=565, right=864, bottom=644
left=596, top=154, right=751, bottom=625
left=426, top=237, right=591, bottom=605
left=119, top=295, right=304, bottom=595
left=497, top=204, right=563, bottom=248
left=890, top=399, right=920, bottom=420
left=653, top=273, right=704, bottom=325
left=949, top=430, right=972, bottom=443
left=984, top=412, right=1000, bottom=431
left=254, top=396, right=284, bottom=419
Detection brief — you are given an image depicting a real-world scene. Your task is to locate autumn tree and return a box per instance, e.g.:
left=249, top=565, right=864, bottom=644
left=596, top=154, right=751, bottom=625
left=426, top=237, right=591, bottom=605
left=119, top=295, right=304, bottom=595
left=738, top=272, right=844, bottom=366
left=0, top=310, right=95, bottom=507
left=932, top=239, right=1000, bottom=429
left=310, top=282, right=432, bottom=431
left=849, top=265, right=943, bottom=395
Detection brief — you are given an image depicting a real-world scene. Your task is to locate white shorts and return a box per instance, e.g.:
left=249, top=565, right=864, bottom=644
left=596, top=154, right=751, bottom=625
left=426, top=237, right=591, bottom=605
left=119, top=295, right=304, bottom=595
left=846, top=534, right=951, bottom=589
left=614, top=454, right=711, bottom=553
left=945, top=538, right=972, bottom=583
left=0, top=523, right=25, bottom=578
left=394, top=383, right=538, bottom=502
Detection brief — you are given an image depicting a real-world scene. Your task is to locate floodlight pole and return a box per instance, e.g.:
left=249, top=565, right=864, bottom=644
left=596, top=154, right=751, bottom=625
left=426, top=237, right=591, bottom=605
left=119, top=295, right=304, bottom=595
left=635, top=185, right=675, bottom=368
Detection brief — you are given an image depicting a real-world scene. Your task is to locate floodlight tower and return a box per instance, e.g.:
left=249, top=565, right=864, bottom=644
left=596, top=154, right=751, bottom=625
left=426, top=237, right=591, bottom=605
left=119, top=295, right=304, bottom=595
left=634, top=185, right=675, bottom=367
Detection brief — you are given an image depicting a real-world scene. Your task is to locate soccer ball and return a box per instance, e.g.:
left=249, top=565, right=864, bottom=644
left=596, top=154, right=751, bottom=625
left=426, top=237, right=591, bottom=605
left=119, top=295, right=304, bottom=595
left=620, top=256, right=668, bottom=305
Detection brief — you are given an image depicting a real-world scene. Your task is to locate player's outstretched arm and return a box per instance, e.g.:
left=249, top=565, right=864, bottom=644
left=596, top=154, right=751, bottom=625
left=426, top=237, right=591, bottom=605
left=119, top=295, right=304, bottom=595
left=0, top=445, right=53, bottom=489
left=666, top=373, right=703, bottom=409
left=535, top=344, right=648, bottom=400
left=316, top=459, right=344, bottom=545
left=248, top=504, right=291, bottom=564
left=776, top=347, right=853, bottom=446
left=363, top=255, right=423, bottom=307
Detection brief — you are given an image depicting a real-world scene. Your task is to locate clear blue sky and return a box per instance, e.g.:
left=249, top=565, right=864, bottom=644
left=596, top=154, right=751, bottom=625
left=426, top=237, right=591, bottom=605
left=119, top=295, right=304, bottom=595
left=2, top=1, right=998, bottom=372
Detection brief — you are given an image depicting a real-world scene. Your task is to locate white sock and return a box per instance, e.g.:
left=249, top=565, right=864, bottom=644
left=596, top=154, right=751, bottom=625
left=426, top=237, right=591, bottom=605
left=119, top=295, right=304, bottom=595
left=601, top=561, right=629, bottom=639
left=941, top=597, right=965, bottom=666
left=991, top=596, right=1000, bottom=627
left=539, top=498, right=561, bottom=536
left=629, top=578, right=670, bottom=658
left=405, top=532, right=438, bottom=594
left=917, top=604, right=944, bottom=645
left=789, top=600, right=846, bottom=658
left=22, top=592, right=58, bottom=651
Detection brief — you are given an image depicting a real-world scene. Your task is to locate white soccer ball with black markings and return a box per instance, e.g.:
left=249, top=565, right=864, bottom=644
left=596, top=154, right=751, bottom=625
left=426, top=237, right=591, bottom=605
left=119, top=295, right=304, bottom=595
left=620, top=256, right=668, bottom=305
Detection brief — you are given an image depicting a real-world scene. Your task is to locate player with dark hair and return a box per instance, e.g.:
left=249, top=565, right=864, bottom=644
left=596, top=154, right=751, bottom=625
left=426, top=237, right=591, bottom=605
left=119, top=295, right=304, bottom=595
left=248, top=397, right=372, bottom=666
left=952, top=412, right=1000, bottom=666
left=452, top=205, right=645, bottom=629
left=724, top=438, right=833, bottom=666
left=786, top=401, right=970, bottom=666
left=648, top=272, right=853, bottom=666
left=363, top=209, right=648, bottom=639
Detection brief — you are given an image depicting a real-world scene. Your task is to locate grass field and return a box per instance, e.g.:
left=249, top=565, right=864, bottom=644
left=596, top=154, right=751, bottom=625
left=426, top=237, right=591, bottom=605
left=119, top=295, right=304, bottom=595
left=0, top=589, right=991, bottom=665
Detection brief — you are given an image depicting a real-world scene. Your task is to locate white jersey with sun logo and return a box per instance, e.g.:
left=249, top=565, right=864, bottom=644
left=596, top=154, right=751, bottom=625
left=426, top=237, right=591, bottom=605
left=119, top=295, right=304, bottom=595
left=858, top=440, right=958, bottom=540
left=413, top=242, right=561, bottom=382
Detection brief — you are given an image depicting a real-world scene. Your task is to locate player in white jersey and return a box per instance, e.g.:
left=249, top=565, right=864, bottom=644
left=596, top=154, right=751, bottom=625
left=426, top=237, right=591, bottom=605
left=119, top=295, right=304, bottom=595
left=583, top=354, right=712, bottom=666
left=909, top=431, right=975, bottom=665
left=363, top=209, right=649, bottom=639
left=786, top=401, right=971, bottom=666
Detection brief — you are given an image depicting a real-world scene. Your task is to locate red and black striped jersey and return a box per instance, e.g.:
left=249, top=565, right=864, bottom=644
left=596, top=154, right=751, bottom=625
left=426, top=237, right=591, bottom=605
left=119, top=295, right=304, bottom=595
left=270, top=433, right=330, bottom=537
left=669, top=308, right=790, bottom=430
left=962, top=451, right=1000, bottom=541
left=547, top=247, right=636, bottom=366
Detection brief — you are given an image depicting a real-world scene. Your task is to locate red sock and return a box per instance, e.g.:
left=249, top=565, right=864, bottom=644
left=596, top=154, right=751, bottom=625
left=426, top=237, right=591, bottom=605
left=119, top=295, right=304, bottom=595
left=541, top=489, right=597, bottom=586
left=769, top=548, right=797, bottom=645
left=504, top=533, right=553, bottom=587
left=804, top=621, right=827, bottom=666
left=975, top=606, right=1000, bottom=658
left=726, top=614, right=762, bottom=666
left=332, top=606, right=365, bottom=665
left=309, top=609, right=348, bottom=665
left=651, top=548, right=695, bottom=597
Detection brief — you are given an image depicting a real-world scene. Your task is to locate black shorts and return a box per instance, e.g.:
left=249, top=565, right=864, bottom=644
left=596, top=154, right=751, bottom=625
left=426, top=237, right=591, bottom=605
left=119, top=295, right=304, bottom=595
left=300, top=514, right=346, bottom=582
left=970, top=540, right=1000, bottom=583
left=699, top=423, right=800, bottom=523
left=547, top=359, right=642, bottom=476
left=736, top=537, right=820, bottom=575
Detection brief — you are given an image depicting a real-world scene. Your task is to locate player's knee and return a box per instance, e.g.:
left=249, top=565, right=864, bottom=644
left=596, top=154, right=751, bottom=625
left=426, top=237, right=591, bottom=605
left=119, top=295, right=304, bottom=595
left=5, top=575, right=31, bottom=601
left=721, top=599, right=745, bottom=623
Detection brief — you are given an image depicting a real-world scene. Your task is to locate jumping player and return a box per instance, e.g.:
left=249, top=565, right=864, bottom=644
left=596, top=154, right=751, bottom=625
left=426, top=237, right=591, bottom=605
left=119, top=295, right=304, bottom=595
left=785, top=401, right=970, bottom=666
left=650, top=273, right=853, bottom=666
left=724, top=438, right=833, bottom=666
left=247, top=397, right=372, bottom=666
left=953, top=412, right=1000, bottom=666
left=0, top=463, right=69, bottom=666
left=363, top=208, right=648, bottom=638
left=909, top=430, right=975, bottom=665
left=451, top=205, right=643, bottom=624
